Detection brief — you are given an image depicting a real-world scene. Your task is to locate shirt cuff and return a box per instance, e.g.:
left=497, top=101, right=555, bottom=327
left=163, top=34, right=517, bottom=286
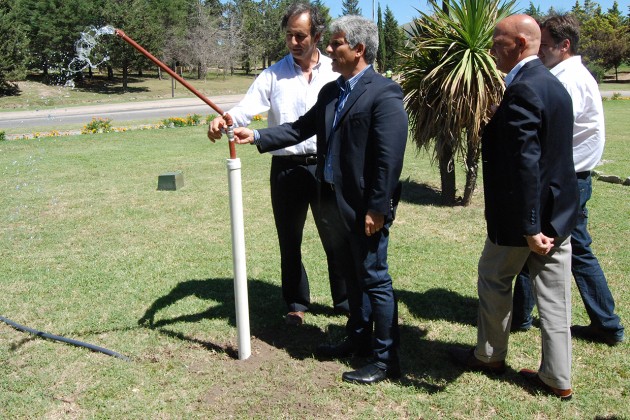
left=252, top=129, right=261, bottom=145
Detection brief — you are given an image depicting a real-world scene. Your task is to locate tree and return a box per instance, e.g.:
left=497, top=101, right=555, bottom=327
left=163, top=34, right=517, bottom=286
left=12, top=0, right=103, bottom=81
left=0, top=0, right=27, bottom=95
left=341, top=0, right=361, bottom=16
left=581, top=6, right=630, bottom=80
left=524, top=1, right=542, bottom=19
left=376, top=3, right=386, bottom=72
left=382, top=6, right=404, bottom=70
left=312, top=0, right=333, bottom=47
left=399, top=0, right=515, bottom=205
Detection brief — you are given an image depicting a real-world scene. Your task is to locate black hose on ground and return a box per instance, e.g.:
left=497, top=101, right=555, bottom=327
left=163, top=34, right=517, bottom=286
left=0, top=315, right=130, bottom=361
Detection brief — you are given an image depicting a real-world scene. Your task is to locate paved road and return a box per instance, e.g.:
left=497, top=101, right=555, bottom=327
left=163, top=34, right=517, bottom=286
left=1, top=90, right=628, bottom=133
left=0, top=94, right=244, bottom=131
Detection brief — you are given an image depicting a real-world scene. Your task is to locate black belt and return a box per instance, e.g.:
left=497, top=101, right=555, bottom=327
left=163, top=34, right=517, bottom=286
left=274, top=154, right=317, bottom=165
left=576, top=171, right=591, bottom=180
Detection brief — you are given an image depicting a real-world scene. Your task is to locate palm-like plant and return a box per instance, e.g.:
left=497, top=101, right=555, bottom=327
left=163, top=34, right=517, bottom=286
left=399, top=0, right=515, bottom=205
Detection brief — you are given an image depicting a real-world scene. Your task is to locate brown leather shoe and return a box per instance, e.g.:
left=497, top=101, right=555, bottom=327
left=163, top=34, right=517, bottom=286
left=449, top=346, right=506, bottom=374
left=519, top=368, right=573, bottom=400
left=285, top=311, right=305, bottom=326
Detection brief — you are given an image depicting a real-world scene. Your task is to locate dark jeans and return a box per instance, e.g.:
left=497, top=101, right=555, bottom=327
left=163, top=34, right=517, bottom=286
left=270, top=156, right=348, bottom=313
left=512, top=173, right=624, bottom=339
left=319, top=185, right=399, bottom=365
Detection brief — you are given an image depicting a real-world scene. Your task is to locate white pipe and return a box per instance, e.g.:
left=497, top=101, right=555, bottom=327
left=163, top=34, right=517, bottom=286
left=226, top=158, right=251, bottom=360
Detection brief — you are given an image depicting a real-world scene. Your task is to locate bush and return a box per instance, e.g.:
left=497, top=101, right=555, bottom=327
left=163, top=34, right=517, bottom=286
left=585, top=62, right=606, bottom=83
left=0, top=130, right=5, bottom=141
left=82, top=117, right=114, bottom=134
left=206, top=114, right=219, bottom=124
left=161, top=114, right=202, bottom=128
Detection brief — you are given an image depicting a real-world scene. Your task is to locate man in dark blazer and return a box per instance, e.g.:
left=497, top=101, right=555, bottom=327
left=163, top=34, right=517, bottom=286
left=232, top=15, right=408, bottom=384
left=450, top=15, right=578, bottom=400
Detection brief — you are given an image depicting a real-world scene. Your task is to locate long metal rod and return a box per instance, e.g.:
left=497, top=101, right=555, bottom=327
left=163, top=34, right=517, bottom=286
left=114, top=29, right=236, bottom=159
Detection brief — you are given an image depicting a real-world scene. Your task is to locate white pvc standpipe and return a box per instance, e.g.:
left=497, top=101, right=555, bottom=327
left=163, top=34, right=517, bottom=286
left=226, top=157, right=251, bottom=360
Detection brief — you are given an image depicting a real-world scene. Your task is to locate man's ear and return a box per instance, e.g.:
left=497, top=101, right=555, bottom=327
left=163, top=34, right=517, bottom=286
left=559, top=38, right=571, bottom=53
left=354, top=42, right=366, bottom=58
left=516, top=36, right=527, bottom=53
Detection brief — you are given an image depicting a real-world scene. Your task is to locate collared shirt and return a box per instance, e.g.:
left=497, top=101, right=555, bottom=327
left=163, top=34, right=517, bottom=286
left=324, top=65, right=373, bottom=183
left=551, top=55, right=605, bottom=172
left=230, top=51, right=338, bottom=156
left=504, top=55, right=538, bottom=87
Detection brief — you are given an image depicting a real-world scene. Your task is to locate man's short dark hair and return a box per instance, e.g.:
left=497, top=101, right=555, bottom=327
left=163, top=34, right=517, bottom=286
left=540, top=14, right=580, bottom=55
left=281, top=2, right=325, bottom=37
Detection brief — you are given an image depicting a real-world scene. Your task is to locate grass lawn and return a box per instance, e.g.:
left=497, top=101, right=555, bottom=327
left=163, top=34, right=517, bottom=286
left=0, top=103, right=628, bottom=418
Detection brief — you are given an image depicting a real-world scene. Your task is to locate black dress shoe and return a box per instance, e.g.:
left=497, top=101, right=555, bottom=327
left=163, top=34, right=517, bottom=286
left=316, top=339, right=371, bottom=359
left=342, top=362, right=401, bottom=384
left=449, top=346, right=506, bottom=374
left=571, top=324, right=624, bottom=346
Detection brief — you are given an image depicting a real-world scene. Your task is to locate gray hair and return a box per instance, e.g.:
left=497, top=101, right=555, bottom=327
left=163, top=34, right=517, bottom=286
left=330, top=15, right=379, bottom=65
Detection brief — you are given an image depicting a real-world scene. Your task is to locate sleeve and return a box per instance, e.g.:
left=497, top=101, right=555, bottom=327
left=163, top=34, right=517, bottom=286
left=503, top=83, right=543, bottom=235
left=368, top=82, right=409, bottom=216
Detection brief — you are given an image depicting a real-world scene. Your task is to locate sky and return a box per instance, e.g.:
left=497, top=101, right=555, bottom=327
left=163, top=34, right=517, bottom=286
left=323, top=0, right=624, bottom=25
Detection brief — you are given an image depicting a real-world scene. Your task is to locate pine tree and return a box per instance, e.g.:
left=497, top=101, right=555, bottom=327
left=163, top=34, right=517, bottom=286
left=341, top=0, right=361, bottom=16
left=383, top=6, right=403, bottom=70
left=377, top=3, right=386, bottom=72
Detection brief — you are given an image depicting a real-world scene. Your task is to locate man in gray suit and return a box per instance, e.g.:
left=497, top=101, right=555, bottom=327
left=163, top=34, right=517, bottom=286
left=450, top=14, right=578, bottom=400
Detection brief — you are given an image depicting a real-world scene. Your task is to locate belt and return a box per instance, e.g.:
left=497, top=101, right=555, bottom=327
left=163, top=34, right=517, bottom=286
left=274, top=154, right=317, bottom=165
left=576, top=171, right=591, bottom=180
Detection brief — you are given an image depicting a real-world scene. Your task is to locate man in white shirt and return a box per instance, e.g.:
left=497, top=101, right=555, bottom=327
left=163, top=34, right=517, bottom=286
left=207, top=3, right=347, bottom=326
left=511, top=14, right=624, bottom=346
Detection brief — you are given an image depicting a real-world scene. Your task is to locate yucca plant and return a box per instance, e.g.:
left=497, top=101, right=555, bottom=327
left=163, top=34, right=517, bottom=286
left=399, top=0, right=515, bottom=205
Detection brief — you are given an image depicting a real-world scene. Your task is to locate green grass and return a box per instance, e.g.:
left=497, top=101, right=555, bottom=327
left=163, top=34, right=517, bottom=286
left=0, top=104, right=628, bottom=418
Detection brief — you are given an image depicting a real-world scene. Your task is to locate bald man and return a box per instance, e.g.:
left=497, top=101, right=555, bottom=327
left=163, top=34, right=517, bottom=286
left=450, top=14, right=578, bottom=400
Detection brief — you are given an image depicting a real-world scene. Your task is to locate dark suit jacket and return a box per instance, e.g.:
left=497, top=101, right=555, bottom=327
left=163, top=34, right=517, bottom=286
left=256, top=66, right=408, bottom=233
left=482, top=58, right=579, bottom=246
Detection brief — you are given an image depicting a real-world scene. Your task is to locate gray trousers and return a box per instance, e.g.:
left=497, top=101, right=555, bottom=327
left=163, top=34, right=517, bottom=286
left=475, top=236, right=572, bottom=389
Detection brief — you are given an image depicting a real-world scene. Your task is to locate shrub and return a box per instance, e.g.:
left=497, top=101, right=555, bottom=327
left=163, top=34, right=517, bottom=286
left=206, top=114, right=219, bottom=125
left=161, top=114, right=202, bottom=128
left=82, top=117, right=114, bottom=134
left=0, top=130, right=5, bottom=141
left=585, top=62, right=606, bottom=83
left=252, top=114, right=263, bottom=121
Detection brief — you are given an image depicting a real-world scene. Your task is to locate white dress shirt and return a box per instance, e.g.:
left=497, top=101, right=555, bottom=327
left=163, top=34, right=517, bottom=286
left=551, top=55, right=605, bottom=172
left=227, top=51, right=338, bottom=156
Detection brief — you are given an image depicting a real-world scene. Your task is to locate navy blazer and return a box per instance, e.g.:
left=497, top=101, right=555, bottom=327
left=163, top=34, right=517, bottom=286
left=256, top=66, right=408, bottom=233
left=482, top=58, right=579, bottom=246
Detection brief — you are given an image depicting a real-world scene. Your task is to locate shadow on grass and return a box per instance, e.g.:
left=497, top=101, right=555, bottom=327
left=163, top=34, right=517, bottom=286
left=138, top=278, right=539, bottom=394
left=400, top=177, right=446, bottom=206
left=397, top=287, right=478, bottom=326
left=137, top=278, right=331, bottom=360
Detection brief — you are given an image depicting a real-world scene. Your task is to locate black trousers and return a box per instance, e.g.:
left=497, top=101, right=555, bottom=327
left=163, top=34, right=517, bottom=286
left=270, top=155, right=348, bottom=313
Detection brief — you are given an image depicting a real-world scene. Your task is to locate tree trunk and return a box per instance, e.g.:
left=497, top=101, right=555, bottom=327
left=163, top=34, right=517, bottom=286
left=107, top=65, right=114, bottom=80
left=462, top=132, right=481, bottom=206
left=439, top=143, right=456, bottom=205
left=122, top=63, right=128, bottom=92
